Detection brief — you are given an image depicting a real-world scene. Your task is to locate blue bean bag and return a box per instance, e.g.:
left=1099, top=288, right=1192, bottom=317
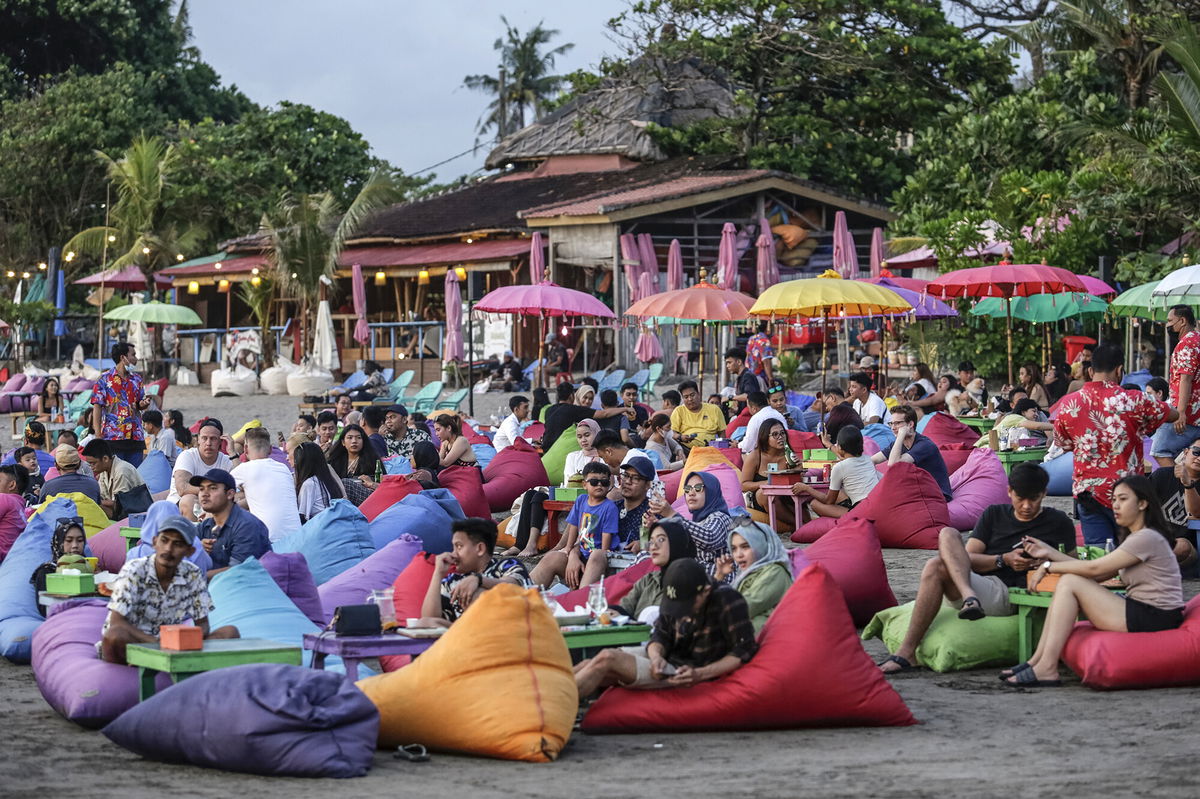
left=472, top=442, right=497, bottom=470
left=862, top=422, right=896, bottom=451
left=368, top=491, right=458, bottom=552
left=1040, top=452, right=1074, bottom=496
left=272, top=499, right=374, bottom=584
left=0, top=497, right=78, bottom=663
left=136, top=449, right=172, bottom=494
left=126, top=499, right=213, bottom=572
left=318, top=536, right=422, bottom=624
left=381, top=456, right=412, bottom=475
left=102, top=663, right=379, bottom=777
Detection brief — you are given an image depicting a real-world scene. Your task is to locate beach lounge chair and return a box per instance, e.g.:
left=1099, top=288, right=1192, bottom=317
left=627, top=369, right=649, bottom=394
left=598, top=369, right=626, bottom=394
left=407, top=381, right=443, bottom=414
left=64, top=388, right=93, bottom=419
left=326, top=370, right=367, bottom=397
left=643, top=362, right=664, bottom=399
left=434, top=388, right=468, bottom=412
left=374, top=370, right=415, bottom=404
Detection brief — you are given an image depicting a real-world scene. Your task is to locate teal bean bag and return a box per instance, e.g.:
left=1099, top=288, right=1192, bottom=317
left=1039, top=452, right=1074, bottom=496
left=0, top=497, right=78, bottom=663
left=541, top=424, right=579, bottom=486
left=136, top=449, right=172, bottom=494
left=272, top=499, right=374, bottom=584
left=368, top=492, right=459, bottom=552
left=861, top=600, right=1020, bottom=672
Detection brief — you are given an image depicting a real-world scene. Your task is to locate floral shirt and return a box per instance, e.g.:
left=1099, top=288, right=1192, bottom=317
left=439, top=557, right=532, bottom=621
left=106, top=555, right=212, bottom=636
left=91, top=367, right=145, bottom=442
left=745, top=333, right=775, bottom=378
left=1169, top=329, right=1200, bottom=426
left=385, top=426, right=432, bottom=460
left=1053, top=381, right=1169, bottom=507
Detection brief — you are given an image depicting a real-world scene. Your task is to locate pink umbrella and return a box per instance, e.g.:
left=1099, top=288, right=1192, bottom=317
left=716, top=222, right=738, bottom=289
left=637, top=233, right=658, bottom=290
left=351, top=263, right=370, bottom=345
left=758, top=217, right=779, bottom=287
left=634, top=273, right=663, bottom=363
left=1078, top=275, right=1116, bottom=297
left=755, top=231, right=775, bottom=294
left=443, top=269, right=464, bottom=362
left=869, top=228, right=885, bottom=278
left=832, top=211, right=859, bottom=278
left=667, top=239, right=684, bottom=291
left=529, top=231, right=545, bottom=284
left=76, top=265, right=171, bottom=290
left=620, top=233, right=642, bottom=303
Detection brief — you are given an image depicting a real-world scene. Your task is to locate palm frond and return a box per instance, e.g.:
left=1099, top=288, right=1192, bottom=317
left=327, top=171, right=405, bottom=275
left=63, top=226, right=121, bottom=259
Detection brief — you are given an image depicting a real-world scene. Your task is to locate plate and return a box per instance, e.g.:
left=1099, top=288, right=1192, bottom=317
left=396, top=627, right=448, bottom=638
left=555, top=613, right=591, bottom=626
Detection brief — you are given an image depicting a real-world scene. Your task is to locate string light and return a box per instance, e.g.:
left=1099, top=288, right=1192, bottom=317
left=108, top=235, right=116, bottom=242
left=37, top=262, right=47, bottom=270
left=21, top=271, right=30, bottom=279
left=65, top=252, right=75, bottom=262
left=374, top=270, right=386, bottom=286
left=251, top=267, right=260, bottom=276
left=214, top=262, right=222, bottom=270
left=5, top=270, right=15, bottom=278
left=141, top=246, right=151, bottom=255
left=176, top=254, right=185, bottom=261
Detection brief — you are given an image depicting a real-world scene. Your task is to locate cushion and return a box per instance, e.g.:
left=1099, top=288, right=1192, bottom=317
left=368, top=492, right=457, bottom=553
left=939, top=444, right=973, bottom=476
left=125, top=500, right=213, bottom=572
left=581, top=564, right=915, bottom=732
left=1061, top=595, right=1200, bottom=689
left=136, top=449, right=173, bottom=494
left=862, top=600, right=1020, bottom=672
left=379, top=553, right=438, bottom=672
left=669, top=463, right=746, bottom=517
left=102, top=663, right=379, bottom=777
left=861, top=462, right=949, bottom=549
left=260, top=551, right=325, bottom=627
left=921, top=412, right=979, bottom=448
left=31, top=491, right=109, bottom=537
left=357, top=584, right=577, bottom=761
left=0, top=497, right=78, bottom=663
left=318, top=536, right=422, bottom=624
left=670, top=447, right=738, bottom=500
left=483, top=439, right=549, bottom=512
left=1041, top=452, right=1074, bottom=496
left=861, top=423, right=895, bottom=452
left=358, top=475, right=422, bottom=522
left=554, top=558, right=656, bottom=612
left=946, top=448, right=1009, bottom=531
left=272, top=499, right=375, bottom=584
left=541, top=424, right=579, bottom=486
left=438, top=465, right=491, bottom=520
left=795, top=516, right=896, bottom=626
left=89, top=518, right=129, bottom=573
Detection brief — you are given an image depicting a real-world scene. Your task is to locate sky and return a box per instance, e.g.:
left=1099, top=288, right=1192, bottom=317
left=187, top=0, right=630, bottom=180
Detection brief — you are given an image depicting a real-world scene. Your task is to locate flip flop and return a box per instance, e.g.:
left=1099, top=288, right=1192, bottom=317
left=878, top=654, right=913, bottom=673
left=998, top=662, right=1032, bottom=681
left=957, top=596, right=985, bottom=621
left=1002, top=668, right=1062, bottom=688
left=394, top=743, right=430, bottom=762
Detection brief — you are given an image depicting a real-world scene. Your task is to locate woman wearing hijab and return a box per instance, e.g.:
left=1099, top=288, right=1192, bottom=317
left=409, top=441, right=442, bottom=489
left=562, top=418, right=602, bottom=483
left=124, top=499, right=214, bottom=571
left=715, top=516, right=794, bottom=631
left=648, top=470, right=733, bottom=578
left=611, top=518, right=696, bottom=622
left=30, top=516, right=88, bottom=597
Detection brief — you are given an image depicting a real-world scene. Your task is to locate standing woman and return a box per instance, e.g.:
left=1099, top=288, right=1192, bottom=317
left=1019, top=362, right=1050, bottom=410
left=294, top=442, right=346, bottom=522
left=434, top=414, right=478, bottom=468
left=648, top=471, right=733, bottom=578
left=1001, top=475, right=1186, bottom=687
left=36, top=378, right=65, bottom=422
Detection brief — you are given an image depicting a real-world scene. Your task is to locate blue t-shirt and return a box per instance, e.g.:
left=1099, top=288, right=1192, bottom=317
left=904, top=433, right=953, bottom=501
left=199, top=503, right=272, bottom=568
left=566, top=495, right=620, bottom=557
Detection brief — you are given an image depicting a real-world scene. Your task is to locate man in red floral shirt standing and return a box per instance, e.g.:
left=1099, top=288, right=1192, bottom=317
left=1151, top=305, right=1200, bottom=466
left=1053, top=344, right=1176, bottom=544
left=91, top=343, right=151, bottom=468
left=745, top=323, right=775, bottom=385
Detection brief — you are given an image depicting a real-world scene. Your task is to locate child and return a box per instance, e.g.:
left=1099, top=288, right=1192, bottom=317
left=794, top=425, right=879, bottom=519
left=530, top=462, right=619, bottom=591
left=142, top=409, right=177, bottom=466
left=14, top=447, right=44, bottom=504
left=715, top=517, right=794, bottom=631
left=419, top=518, right=532, bottom=625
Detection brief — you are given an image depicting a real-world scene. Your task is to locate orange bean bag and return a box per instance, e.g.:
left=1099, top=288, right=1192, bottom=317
left=1061, top=596, right=1200, bottom=689
left=580, top=563, right=915, bottom=732
left=482, top=439, right=549, bottom=512
left=437, top=465, right=491, bottom=519
left=380, top=552, right=438, bottom=672
left=792, top=517, right=896, bottom=626
left=358, top=475, right=422, bottom=522
left=358, top=584, right=577, bottom=761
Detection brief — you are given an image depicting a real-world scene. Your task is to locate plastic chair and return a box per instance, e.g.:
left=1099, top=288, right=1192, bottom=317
left=589, top=370, right=607, bottom=384
left=597, top=369, right=626, bottom=394
left=627, top=369, right=650, bottom=393
left=374, top=370, right=415, bottom=403
left=407, top=381, right=444, bottom=414
left=328, top=370, right=367, bottom=395
left=64, top=388, right=93, bottom=419
left=434, top=388, right=468, bottom=411
left=643, top=362, right=664, bottom=399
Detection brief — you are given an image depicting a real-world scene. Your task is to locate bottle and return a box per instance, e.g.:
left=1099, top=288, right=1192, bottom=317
left=822, top=463, right=832, bottom=483
left=1104, top=538, right=1114, bottom=554
left=784, top=443, right=800, bottom=469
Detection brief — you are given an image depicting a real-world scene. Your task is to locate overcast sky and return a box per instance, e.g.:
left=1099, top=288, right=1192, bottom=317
left=187, top=1, right=630, bottom=180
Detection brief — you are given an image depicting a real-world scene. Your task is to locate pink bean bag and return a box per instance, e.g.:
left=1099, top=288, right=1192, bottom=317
left=553, top=558, right=656, bottom=612
left=437, top=465, right=491, bottom=520
left=580, top=563, right=915, bottom=732
left=89, top=519, right=129, bottom=573
left=318, top=536, right=423, bottom=624
left=482, top=439, right=549, bottom=512
left=791, top=516, right=839, bottom=543
left=1062, top=596, right=1200, bottom=690
left=946, top=448, right=1009, bottom=532
left=792, top=517, right=896, bottom=626
left=661, top=469, right=683, bottom=501
left=669, top=463, right=745, bottom=517
left=922, top=412, right=979, bottom=448
left=788, top=430, right=825, bottom=452
left=358, top=476, right=423, bottom=522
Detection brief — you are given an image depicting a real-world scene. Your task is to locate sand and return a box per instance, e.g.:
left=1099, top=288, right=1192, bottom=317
left=2, top=386, right=1198, bottom=796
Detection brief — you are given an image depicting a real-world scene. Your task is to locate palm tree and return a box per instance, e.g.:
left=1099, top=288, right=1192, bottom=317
left=1056, top=0, right=1166, bottom=109
left=1156, top=17, right=1200, bottom=150
left=464, top=16, right=575, bottom=140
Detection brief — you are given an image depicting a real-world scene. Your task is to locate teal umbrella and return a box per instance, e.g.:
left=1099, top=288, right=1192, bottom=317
left=970, top=292, right=1108, bottom=322
left=104, top=300, right=201, bottom=325
left=1107, top=280, right=1200, bottom=321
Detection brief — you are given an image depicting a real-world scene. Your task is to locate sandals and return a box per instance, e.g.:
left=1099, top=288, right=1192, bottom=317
left=998, top=662, right=1032, bottom=681
left=957, top=597, right=985, bottom=621
left=1001, top=668, right=1062, bottom=688
left=878, top=654, right=913, bottom=673
left=394, top=743, right=430, bottom=762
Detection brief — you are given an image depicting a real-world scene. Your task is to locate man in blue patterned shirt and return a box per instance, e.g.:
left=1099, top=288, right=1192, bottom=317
left=420, top=517, right=532, bottom=624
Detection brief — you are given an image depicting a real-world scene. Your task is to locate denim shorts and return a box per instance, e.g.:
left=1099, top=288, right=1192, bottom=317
left=1150, top=422, right=1200, bottom=458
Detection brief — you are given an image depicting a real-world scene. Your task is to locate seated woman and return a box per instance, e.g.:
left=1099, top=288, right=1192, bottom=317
left=30, top=515, right=88, bottom=600
left=36, top=377, right=65, bottom=423
left=326, top=423, right=380, bottom=505
left=793, top=425, right=879, bottom=520
left=992, top=398, right=1054, bottom=445
left=714, top=516, right=794, bottom=631
left=822, top=403, right=864, bottom=444
left=563, top=419, right=602, bottom=482
left=1019, top=362, right=1051, bottom=410
left=611, top=518, right=696, bottom=623
left=648, top=471, right=732, bottom=578
left=909, top=375, right=956, bottom=415
left=434, top=414, right=478, bottom=469
left=643, top=413, right=684, bottom=471
left=294, top=442, right=346, bottom=522
left=740, top=420, right=795, bottom=529
left=409, top=441, right=442, bottom=489
left=1001, top=475, right=1186, bottom=687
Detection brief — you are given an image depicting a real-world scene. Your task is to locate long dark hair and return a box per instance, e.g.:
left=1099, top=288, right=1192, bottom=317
left=757, top=418, right=786, bottom=454
left=41, top=377, right=60, bottom=405
left=326, top=423, right=379, bottom=478
left=1113, top=475, right=1176, bottom=545
left=294, top=442, right=342, bottom=498
left=532, top=387, right=550, bottom=421
left=823, top=404, right=864, bottom=442
left=167, top=409, right=192, bottom=446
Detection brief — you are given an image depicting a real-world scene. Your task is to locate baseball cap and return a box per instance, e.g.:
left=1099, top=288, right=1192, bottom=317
left=384, top=404, right=408, bottom=417
left=156, top=514, right=197, bottom=545
left=54, top=444, right=81, bottom=468
left=660, top=558, right=711, bottom=621
left=621, top=456, right=656, bottom=481
left=859, top=356, right=876, bottom=368
left=188, top=467, right=236, bottom=491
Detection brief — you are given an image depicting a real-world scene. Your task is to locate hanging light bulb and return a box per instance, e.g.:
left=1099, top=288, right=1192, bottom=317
left=217, top=279, right=230, bottom=293
left=21, top=271, right=30, bottom=279
left=418, top=269, right=430, bottom=286
left=454, top=266, right=467, bottom=281
left=6, top=270, right=15, bottom=278
left=561, top=325, right=569, bottom=336
left=37, top=262, right=47, bottom=270
left=108, top=235, right=117, bottom=242
left=176, top=253, right=185, bottom=261
left=142, top=246, right=151, bottom=255
left=214, top=261, right=222, bottom=270
left=187, top=281, right=200, bottom=295
left=374, top=270, right=386, bottom=286
left=65, top=251, right=75, bottom=262
left=250, top=276, right=262, bottom=287
left=251, top=267, right=260, bottom=276
left=291, top=272, right=298, bottom=279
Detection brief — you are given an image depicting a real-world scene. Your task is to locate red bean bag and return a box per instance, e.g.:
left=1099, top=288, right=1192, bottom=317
left=1061, top=596, right=1200, bottom=690
left=482, top=439, right=549, bottom=512
left=792, top=517, right=896, bottom=626
left=791, top=516, right=837, bottom=543
left=661, top=469, right=683, bottom=501
left=580, top=563, right=916, bottom=732
left=788, top=430, right=825, bottom=452
left=437, top=465, right=491, bottom=520
left=946, top=448, right=1009, bottom=532
left=938, top=444, right=973, bottom=476
left=553, top=558, right=656, bottom=612
left=921, top=412, right=979, bottom=448
left=861, top=462, right=948, bottom=548
left=358, top=475, right=423, bottom=522
left=381, top=553, right=438, bottom=672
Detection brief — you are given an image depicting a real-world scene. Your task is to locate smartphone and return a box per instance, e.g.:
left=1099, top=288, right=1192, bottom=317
left=658, top=663, right=678, bottom=677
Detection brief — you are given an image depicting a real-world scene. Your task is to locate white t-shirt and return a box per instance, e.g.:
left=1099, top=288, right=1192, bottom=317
left=493, top=413, right=526, bottom=452
left=298, top=475, right=334, bottom=521
left=167, top=448, right=234, bottom=502
left=740, top=407, right=788, bottom=454
left=853, top=392, right=888, bottom=424
left=232, top=457, right=302, bottom=542
left=829, top=455, right=881, bottom=505
left=563, top=450, right=602, bottom=485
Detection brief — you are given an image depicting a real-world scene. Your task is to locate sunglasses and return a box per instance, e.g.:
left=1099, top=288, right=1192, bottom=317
left=1190, top=447, right=1200, bottom=457
left=683, top=484, right=706, bottom=495
left=767, top=385, right=785, bottom=394
left=586, top=479, right=611, bottom=487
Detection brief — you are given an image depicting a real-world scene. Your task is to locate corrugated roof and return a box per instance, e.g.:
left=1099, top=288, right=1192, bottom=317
left=158, top=254, right=270, bottom=278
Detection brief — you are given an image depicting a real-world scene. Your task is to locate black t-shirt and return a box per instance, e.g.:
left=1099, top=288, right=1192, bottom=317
left=735, top=369, right=761, bottom=411
left=969, top=504, right=1076, bottom=588
left=904, top=433, right=953, bottom=500
left=1151, top=467, right=1189, bottom=531
left=542, top=404, right=594, bottom=451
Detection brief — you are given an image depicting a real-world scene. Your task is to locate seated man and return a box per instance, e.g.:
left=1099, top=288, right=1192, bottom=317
left=801, top=387, right=846, bottom=432
left=878, top=464, right=1075, bottom=673
left=419, top=517, right=532, bottom=626
left=168, top=418, right=233, bottom=519
left=613, top=456, right=655, bottom=554
left=873, top=404, right=953, bottom=501
left=99, top=515, right=239, bottom=665
left=670, top=380, right=726, bottom=448
left=192, top=468, right=271, bottom=578
left=574, top=558, right=758, bottom=697
left=82, top=439, right=147, bottom=518
left=231, top=427, right=301, bottom=543
left=39, top=444, right=101, bottom=504
left=530, top=462, right=620, bottom=590
left=594, top=430, right=655, bottom=473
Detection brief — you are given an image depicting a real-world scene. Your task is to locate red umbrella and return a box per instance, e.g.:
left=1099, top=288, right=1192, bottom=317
left=351, top=263, right=370, bottom=345
left=528, top=231, right=545, bottom=285
left=832, top=211, right=859, bottom=278
left=75, top=265, right=171, bottom=290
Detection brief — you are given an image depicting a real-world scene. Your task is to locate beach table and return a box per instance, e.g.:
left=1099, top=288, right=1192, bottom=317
left=995, top=447, right=1047, bottom=475
left=303, top=632, right=436, bottom=681
left=561, top=624, right=651, bottom=661
left=540, top=499, right=574, bottom=547
left=958, top=416, right=993, bottom=434
left=126, top=638, right=301, bottom=700
left=120, top=527, right=143, bottom=552
left=763, top=471, right=828, bottom=532
left=1008, top=584, right=1124, bottom=662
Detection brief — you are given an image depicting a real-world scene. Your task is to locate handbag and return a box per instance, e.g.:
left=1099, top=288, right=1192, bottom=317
left=330, top=604, right=382, bottom=637
left=114, top=483, right=154, bottom=518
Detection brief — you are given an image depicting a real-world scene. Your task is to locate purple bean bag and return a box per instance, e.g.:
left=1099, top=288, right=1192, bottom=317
left=102, top=663, right=379, bottom=778
left=260, top=551, right=325, bottom=627
left=0, top=497, right=79, bottom=663
left=317, top=535, right=422, bottom=624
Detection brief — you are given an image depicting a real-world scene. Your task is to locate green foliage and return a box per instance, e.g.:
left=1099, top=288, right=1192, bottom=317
left=774, top=350, right=801, bottom=389
left=915, top=317, right=1045, bottom=382
left=0, top=297, right=55, bottom=327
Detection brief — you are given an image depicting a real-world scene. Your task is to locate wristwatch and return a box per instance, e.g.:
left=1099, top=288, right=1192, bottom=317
left=995, top=553, right=1005, bottom=570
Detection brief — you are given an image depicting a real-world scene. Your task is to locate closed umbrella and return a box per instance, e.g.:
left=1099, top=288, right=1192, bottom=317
left=667, top=239, right=684, bottom=291
left=443, top=269, right=464, bottom=362
left=634, top=273, right=663, bottom=364
left=620, top=233, right=642, bottom=303
left=832, top=211, right=859, bottom=278
left=54, top=269, right=67, bottom=339
left=755, top=231, right=775, bottom=295
left=528, top=232, right=545, bottom=285
left=716, top=222, right=738, bottom=290
left=351, top=263, right=370, bottom=345
left=312, top=299, right=340, bottom=372
left=869, top=228, right=885, bottom=279
left=637, top=233, right=659, bottom=286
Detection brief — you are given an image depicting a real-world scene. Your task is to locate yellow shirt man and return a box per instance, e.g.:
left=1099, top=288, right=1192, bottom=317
left=670, top=403, right=725, bottom=446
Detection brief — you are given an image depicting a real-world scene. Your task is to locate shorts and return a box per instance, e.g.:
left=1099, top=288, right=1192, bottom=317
left=944, top=572, right=1015, bottom=616
left=837, top=498, right=854, bottom=510
left=621, top=651, right=674, bottom=690
left=1125, top=597, right=1185, bottom=633
left=1150, top=422, right=1200, bottom=458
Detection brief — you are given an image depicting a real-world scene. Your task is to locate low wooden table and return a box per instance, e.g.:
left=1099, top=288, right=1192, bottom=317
left=125, top=638, right=301, bottom=700
left=303, top=632, right=436, bottom=681
left=541, top=499, right=575, bottom=548
left=995, top=447, right=1048, bottom=474
left=762, top=478, right=828, bottom=532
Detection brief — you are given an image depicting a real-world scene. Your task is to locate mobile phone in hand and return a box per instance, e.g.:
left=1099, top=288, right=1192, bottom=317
left=658, top=663, right=678, bottom=676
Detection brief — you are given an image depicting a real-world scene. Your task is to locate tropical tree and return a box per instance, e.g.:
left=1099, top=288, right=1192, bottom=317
left=463, top=17, right=575, bottom=140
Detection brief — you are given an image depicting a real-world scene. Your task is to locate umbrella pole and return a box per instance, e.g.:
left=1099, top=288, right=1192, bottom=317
left=1006, top=298, right=1014, bottom=386
left=820, top=310, right=829, bottom=430
left=698, top=323, right=705, bottom=397
left=537, top=315, right=546, bottom=390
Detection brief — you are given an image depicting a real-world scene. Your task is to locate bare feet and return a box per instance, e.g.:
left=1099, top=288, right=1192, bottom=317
left=500, top=546, right=520, bottom=557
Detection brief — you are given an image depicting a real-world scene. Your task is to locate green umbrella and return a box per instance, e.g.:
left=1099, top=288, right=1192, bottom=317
left=970, top=292, right=1108, bottom=322
left=104, top=300, right=202, bottom=325
left=1106, top=280, right=1199, bottom=320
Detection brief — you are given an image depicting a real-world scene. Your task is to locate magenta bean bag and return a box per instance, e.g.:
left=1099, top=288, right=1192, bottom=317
left=317, top=535, right=422, bottom=624
left=260, top=551, right=325, bottom=627
left=89, top=519, right=129, bottom=573
left=482, top=439, right=550, bottom=512
left=921, top=412, right=980, bottom=448
left=1062, top=596, right=1200, bottom=690
left=358, top=475, right=423, bottom=522
left=437, top=465, right=491, bottom=519
left=793, top=517, right=896, bottom=626
left=939, top=444, right=973, bottom=476
left=946, top=448, right=1009, bottom=532
left=791, top=516, right=838, bottom=544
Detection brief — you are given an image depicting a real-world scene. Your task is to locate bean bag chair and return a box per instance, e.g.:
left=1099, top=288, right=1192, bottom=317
left=317, top=536, right=422, bottom=624
left=89, top=519, right=128, bottom=573
left=483, top=438, right=550, bottom=512
left=358, top=584, right=577, bottom=761
left=272, top=499, right=374, bottom=584
left=787, top=431, right=824, bottom=452
left=661, top=468, right=683, bottom=501
left=794, top=517, right=896, bottom=626
left=791, top=514, right=842, bottom=544
left=861, top=423, right=895, bottom=452
left=358, top=475, right=422, bottom=522
left=541, top=424, right=579, bottom=486
left=381, top=456, right=412, bottom=475
left=946, top=448, right=1009, bottom=532
left=581, top=564, right=915, bottom=732
left=136, top=449, right=172, bottom=494
left=939, top=444, right=973, bottom=476
left=125, top=499, right=213, bottom=572
left=31, top=491, right=108, bottom=538
left=380, top=553, right=437, bottom=672
left=102, top=663, right=379, bottom=777
left=471, top=443, right=496, bottom=470
left=1040, top=452, right=1074, bottom=496
left=438, top=465, right=491, bottom=520
left=524, top=421, right=545, bottom=441
left=862, top=600, right=1020, bottom=672
left=861, top=462, right=949, bottom=549
left=669, top=463, right=745, bottom=517
left=260, top=551, right=325, bottom=627
left=861, top=433, right=883, bottom=457
left=553, top=557, right=656, bottom=612
left=670, top=448, right=739, bottom=500
left=0, top=498, right=78, bottom=663
left=368, top=492, right=457, bottom=553
left=1061, top=596, right=1200, bottom=690
left=921, top=412, right=979, bottom=448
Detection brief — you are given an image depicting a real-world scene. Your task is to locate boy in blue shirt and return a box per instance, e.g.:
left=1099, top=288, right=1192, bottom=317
left=530, top=462, right=619, bottom=591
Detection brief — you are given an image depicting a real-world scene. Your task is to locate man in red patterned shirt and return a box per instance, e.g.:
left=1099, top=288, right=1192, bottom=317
left=745, top=323, right=775, bottom=384
left=1053, top=344, right=1176, bottom=544
left=91, top=343, right=151, bottom=468
left=1151, top=305, right=1200, bottom=466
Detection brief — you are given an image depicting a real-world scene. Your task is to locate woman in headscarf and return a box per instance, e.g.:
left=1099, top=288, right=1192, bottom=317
left=715, top=515, right=794, bottom=631
left=562, top=418, right=601, bottom=484
left=125, top=499, right=214, bottom=571
left=648, top=470, right=732, bottom=578
left=30, top=515, right=88, bottom=598
left=611, top=517, right=696, bottom=622
left=409, top=441, right=442, bottom=489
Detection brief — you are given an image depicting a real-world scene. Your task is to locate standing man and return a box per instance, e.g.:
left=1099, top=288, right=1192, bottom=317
left=493, top=395, right=530, bottom=452
left=232, top=427, right=301, bottom=542
left=724, top=347, right=763, bottom=412
left=745, top=323, right=775, bottom=386
left=847, top=371, right=887, bottom=424
left=1152, top=305, right=1200, bottom=466
left=91, top=343, right=151, bottom=467
left=193, top=468, right=272, bottom=578
left=1054, top=344, right=1175, bottom=544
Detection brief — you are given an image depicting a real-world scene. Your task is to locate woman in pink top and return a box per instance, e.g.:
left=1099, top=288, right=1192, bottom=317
left=999, top=475, right=1186, bottom=687
left=0, top=464, right=29, bottom=561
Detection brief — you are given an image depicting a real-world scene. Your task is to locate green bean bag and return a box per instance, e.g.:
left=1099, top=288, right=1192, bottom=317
left=861, top=600, right=1019, bottom=672
left=541, top=424, right=579, bottom=486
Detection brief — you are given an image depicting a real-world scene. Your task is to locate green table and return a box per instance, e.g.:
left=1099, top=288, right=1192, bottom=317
left=562, top=624, right=650, bottom=661
left=119, top=527, right=143, bottom=552
left=995, top=447, right=1048, bottom=474
left=125, top=638, right=302, bottom=700
left=958, top=416, right=993, bottom=433
left=1007, top=588, right=1053, bottom=663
